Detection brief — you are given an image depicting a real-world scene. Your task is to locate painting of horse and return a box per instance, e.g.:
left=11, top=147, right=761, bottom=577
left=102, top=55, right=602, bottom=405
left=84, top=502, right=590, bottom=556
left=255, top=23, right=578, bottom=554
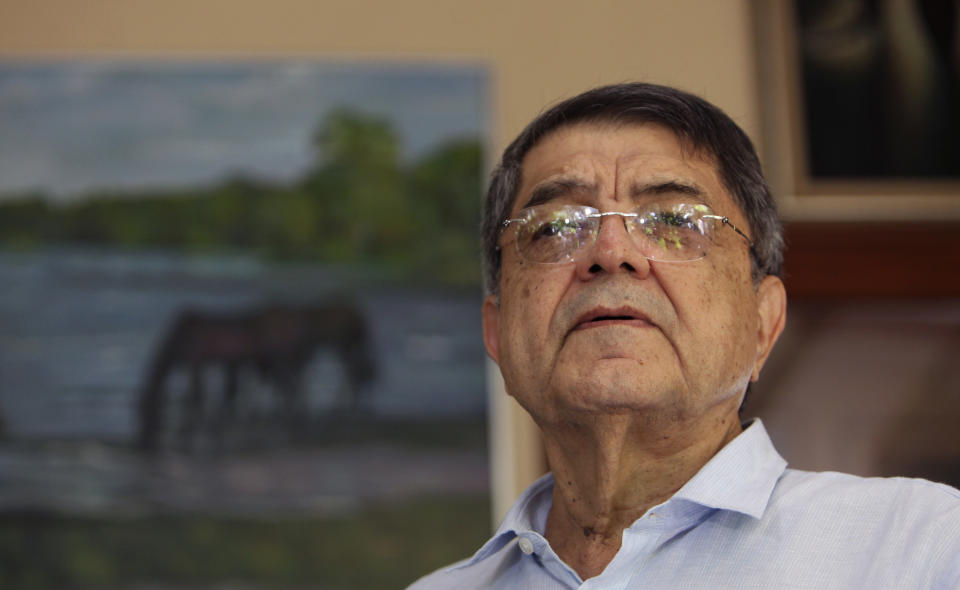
left=137, top=296, right=375, bottom=451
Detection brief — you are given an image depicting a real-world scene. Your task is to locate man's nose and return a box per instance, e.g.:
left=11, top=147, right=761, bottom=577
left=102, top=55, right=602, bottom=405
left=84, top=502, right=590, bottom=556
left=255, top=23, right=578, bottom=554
left=575, top=213, right=652, bottom=280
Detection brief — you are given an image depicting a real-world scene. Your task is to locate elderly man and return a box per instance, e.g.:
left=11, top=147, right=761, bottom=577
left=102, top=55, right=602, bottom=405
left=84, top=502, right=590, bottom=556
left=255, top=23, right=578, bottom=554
left=409, top=83, right=960, bottom=589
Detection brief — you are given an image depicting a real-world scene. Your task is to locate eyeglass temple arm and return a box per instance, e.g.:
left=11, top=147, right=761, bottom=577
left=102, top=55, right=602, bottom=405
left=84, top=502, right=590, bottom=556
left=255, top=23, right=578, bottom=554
left=703, top=214, right=754, bottom=249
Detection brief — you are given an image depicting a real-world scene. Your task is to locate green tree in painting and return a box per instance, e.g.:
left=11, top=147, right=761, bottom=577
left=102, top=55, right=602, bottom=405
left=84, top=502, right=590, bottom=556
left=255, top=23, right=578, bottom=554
left=407, top=138, right=483, bottom=282
left=303, top=109, right=413, bottom=263
left=0, top=109, right=483, bottom=284
left=0, top=194, right=51, bottom=247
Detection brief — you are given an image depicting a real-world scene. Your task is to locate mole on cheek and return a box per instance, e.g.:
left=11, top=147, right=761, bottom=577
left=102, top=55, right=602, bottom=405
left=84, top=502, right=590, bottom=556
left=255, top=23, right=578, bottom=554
left=522, top=285, right=531, bottom=299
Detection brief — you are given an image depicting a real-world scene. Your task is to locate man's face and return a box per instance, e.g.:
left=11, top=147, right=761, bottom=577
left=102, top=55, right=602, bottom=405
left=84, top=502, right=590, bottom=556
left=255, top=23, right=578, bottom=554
left=482, top=122, right=785, bottom=428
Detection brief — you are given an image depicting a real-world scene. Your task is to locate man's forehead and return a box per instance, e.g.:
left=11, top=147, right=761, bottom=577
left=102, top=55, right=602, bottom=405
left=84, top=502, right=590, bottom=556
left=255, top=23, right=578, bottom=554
left=515, top=122, right=726, bottom=209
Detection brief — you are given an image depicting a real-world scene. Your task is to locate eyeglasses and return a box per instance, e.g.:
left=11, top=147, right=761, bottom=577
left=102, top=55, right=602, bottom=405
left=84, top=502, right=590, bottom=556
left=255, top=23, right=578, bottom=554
left=500, top=201, right=754, bottom=264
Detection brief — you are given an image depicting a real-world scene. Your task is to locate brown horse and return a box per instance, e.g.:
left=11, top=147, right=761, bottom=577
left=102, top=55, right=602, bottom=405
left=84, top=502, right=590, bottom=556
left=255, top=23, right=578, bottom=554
left=136, top=297, right=375, bottom=451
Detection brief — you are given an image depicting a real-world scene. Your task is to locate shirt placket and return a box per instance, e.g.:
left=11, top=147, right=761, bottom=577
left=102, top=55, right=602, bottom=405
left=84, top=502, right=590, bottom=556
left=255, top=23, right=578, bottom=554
left=515, top=532, right=584, bottom=589
left=577, top=510, right=673, bottom=590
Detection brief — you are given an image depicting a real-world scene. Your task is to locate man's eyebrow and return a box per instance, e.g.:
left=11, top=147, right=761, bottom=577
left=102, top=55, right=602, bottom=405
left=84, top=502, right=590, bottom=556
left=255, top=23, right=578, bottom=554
left=521, top=178, right=598, bottom=209
left=630, top=180, right=704, bottom=199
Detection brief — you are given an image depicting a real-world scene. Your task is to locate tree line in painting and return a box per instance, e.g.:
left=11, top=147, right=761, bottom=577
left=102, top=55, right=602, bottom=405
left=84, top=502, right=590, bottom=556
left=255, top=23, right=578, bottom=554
left=0, top=109, right=484, bottom=285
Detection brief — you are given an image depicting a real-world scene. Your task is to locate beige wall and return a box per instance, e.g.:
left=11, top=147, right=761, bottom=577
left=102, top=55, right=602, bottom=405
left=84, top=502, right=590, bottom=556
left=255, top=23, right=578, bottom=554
left=0, top=0, right=761, bottom=521
left=0, top=1, right=761, bottom=151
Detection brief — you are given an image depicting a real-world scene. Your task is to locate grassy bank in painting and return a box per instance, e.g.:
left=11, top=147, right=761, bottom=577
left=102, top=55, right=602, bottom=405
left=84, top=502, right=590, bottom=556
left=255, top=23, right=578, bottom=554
left=0, top=493, right=488, bottom=590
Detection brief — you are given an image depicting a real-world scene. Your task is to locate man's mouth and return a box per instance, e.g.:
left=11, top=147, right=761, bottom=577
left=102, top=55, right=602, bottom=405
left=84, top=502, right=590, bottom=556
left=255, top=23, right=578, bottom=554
left=573, top=307, right=654, bottom=331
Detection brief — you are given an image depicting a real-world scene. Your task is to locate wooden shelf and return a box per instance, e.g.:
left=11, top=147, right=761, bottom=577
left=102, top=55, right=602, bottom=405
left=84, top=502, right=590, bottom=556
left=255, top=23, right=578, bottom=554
left=781, top=222, right=960, bottom=298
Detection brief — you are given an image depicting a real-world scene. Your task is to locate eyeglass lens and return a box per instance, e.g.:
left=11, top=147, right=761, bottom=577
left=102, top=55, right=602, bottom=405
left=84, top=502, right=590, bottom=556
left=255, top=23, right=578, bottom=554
left=513, top=202, right=718, bottom=264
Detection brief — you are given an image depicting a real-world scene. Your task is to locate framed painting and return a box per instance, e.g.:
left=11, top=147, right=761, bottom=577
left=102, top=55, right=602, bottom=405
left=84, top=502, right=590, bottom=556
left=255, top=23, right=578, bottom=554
left=752, top=0, right=960, bottom=296
left=0, top=59, right=492, bottom=588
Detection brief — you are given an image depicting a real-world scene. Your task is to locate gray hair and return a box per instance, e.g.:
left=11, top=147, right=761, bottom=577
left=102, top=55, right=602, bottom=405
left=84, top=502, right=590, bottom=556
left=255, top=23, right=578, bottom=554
left=481, top=82, right=783, bottom=296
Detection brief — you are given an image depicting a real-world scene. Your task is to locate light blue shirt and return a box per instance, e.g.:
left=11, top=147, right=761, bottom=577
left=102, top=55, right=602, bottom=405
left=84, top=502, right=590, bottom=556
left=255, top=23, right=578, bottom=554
left=409, top=420, right=960, bottom=589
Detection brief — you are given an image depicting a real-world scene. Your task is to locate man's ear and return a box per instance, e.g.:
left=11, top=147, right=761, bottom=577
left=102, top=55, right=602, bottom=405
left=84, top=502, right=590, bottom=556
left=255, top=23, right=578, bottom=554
left=481, top=294, right=501, bottom=364
left=751, top=275, right=787, bottom=381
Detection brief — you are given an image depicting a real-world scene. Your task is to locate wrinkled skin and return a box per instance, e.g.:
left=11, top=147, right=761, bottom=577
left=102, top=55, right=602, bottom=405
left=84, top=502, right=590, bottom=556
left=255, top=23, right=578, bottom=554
left=484, top=122, right=784, bottom=431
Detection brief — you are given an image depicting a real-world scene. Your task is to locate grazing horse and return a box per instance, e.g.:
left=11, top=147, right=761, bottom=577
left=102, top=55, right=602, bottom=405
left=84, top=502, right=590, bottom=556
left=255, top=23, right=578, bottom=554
left=136, top=297, right=375, bottom=451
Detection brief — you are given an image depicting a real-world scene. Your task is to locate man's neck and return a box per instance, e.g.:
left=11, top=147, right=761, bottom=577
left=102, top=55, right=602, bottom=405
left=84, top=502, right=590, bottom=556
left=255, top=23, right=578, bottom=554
left=540, top=409, right=743, bottom=580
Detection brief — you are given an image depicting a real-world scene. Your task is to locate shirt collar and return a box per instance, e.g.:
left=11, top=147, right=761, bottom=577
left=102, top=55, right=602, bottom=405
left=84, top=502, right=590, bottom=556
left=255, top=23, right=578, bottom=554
left=449, top=471, right=554, bottom=570
left=671, top=419, right=787, bottom=519
left=450, top=418, right=786, bottom=571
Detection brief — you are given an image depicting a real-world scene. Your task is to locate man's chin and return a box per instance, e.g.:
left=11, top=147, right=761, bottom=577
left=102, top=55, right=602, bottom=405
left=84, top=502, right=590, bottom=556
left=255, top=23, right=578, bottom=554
left=558, top=330, right=669, bottom=370
left=547, top=371, right=677, bottom=415
left=563, top=325, right=663, bottom=356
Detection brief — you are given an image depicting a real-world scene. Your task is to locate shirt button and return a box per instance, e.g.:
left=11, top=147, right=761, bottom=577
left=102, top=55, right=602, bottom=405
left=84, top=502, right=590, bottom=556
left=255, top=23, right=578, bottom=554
left=518, top=537, right=535, bottom=555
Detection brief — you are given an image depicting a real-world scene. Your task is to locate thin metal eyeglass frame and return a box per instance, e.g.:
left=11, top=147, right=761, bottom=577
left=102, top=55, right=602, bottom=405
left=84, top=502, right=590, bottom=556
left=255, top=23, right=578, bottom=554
left=499, top=208, right=755, bottom=263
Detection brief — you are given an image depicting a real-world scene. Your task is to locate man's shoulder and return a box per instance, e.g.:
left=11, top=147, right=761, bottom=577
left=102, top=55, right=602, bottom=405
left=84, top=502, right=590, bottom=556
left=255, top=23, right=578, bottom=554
left=770, top=468, right=960, bottom=538
left=406, top=537, right=524, bottom=590
left=710, top=470, right=960, bottom=587
left=406, top=474, right=555, bottom=589
left=777, top=468, right=960, bottom=504
left=406, top=557, right=471, bottom=590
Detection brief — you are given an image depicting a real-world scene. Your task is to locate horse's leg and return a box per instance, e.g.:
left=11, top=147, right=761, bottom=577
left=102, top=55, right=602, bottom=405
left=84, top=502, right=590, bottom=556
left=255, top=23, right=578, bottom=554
left=137, top=369, right=168, bottom=452
left=178, top=362, right=205, bottom=452
left=338, top=322, right=375, bottom=415
left=137, top=314, right=189, bottom=452
left=274, top=362, right=308, bottom=435
left=338, top=345, right=360, bottom=413
left=212, top=361, right=240, bottom=448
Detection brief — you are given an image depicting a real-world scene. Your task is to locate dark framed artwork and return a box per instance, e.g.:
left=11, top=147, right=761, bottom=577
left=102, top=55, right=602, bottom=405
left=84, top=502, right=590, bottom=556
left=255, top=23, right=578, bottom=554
left=747, top=0, right=960, bottom=497
left=752, top=0, right=960, bottom=297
